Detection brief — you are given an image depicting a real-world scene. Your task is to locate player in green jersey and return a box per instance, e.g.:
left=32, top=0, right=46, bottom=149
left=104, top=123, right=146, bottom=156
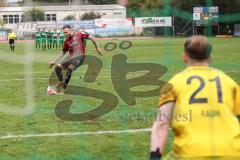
left=35, top=28, right=41, bottom=50
left=58, top=29, right=65, bottom=48
left=41, top=28, right=47, bottom=51
left=52, top=29, right=58, bottom=49
left=47, top=30, right=53, bottom=50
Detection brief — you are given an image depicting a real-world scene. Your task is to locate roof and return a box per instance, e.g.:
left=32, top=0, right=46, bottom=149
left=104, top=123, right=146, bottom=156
left=0, top=5, right=125, bottom=12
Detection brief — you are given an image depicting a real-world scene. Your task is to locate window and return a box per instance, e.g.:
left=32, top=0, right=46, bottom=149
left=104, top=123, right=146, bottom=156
left=46, top=14, right=51, bottom=21
left=45, top=14, right=57, bottom=21
left=3, top=15, right=8, bottom=24
left=14, top=15, right=19, bottom=23
left=52, top=14, right=56, bottom=21
left=2, top=15, right=20, bottom=24
left=9, top=15, right=14, bottom=24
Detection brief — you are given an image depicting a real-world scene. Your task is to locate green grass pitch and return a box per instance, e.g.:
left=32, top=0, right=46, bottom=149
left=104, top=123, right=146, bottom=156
left=0, top=38, right=240, bottom=160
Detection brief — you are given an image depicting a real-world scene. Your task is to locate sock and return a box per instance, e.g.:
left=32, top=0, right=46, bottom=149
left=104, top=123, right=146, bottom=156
left=63, top=68, right=73, bottom=89
left=55, top=66, right=63, bottom=82
left=13, top=46, right=15, bottom=51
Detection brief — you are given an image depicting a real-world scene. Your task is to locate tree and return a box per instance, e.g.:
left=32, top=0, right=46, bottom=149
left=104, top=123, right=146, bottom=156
left=81, top=12, right=101, bottom=20
left=212, top=0, right=240, bottom=14
left=21, top=0, right=117, bottom=5
left=63, top=15, right=76, bottom=20
left=21, top=8, right=45, bottom=22
left=127, top=0, right=163, bottom=9
left=22, top=0, right=68, bottom=3
left=0, top=0, right=7, bottom=7
left=170, top=0, right=204, bottom=12
left=0, top=18, right=5, bottom=28
left=170, top=0, right=240, bottom=14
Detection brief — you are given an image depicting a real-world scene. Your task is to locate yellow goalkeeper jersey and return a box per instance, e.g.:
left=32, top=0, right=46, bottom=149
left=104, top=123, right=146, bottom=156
left=8, top=32, right=16, bottom=39
left=159, top=66, right=240, bottom=158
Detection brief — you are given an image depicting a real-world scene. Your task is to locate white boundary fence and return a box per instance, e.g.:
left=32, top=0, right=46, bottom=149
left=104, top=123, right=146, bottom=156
left=15, top=17, right=174, bottom=38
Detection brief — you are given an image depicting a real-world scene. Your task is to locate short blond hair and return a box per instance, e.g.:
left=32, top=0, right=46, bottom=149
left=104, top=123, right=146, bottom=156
left=184, top=36, right=212, bottom=60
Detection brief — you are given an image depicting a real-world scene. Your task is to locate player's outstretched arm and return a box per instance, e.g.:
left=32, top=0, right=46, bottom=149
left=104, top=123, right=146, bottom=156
left=88, top=34, right=103, bottom=56
left=150, top=102, right=174, bottom=159
left=49, top=51, right=66, bottom=69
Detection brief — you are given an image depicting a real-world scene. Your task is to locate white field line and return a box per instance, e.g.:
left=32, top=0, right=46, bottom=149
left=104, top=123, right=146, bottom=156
left=0, top=67, right=180, bottom=75
left=0, top=71, right=240, bottom=82
left=0, top=128, right=152, bottom=140
left=0, top=75, right=171, bottom=82
left=0, top=77, right=97, bottom=82
left=0, top=70, right=238, bottom=76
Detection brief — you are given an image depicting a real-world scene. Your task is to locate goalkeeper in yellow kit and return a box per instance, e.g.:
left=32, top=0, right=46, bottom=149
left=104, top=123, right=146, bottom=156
left=150, top=36, right=240, bottom=160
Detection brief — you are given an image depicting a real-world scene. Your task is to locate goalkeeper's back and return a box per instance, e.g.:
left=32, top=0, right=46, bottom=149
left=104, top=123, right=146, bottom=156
left=159, top=65, right=240, bottom=158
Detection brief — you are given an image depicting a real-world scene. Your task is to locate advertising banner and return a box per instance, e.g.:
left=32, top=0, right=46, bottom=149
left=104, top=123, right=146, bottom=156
left=95, top=18, right=132, bottom=28
left=135, top=17, right=172, bottom=27
left=94, top=18, right=133, bottom=36
left=0, top=30, right=7, bottom=41
left=57, top=20, right=95, bottom=30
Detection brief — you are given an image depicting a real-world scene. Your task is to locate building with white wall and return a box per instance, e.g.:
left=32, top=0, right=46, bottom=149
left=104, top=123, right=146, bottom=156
left=0, top=4, right=126, bottom=29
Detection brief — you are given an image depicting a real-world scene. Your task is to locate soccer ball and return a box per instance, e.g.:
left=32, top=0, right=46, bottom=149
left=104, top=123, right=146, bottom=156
left=47, top=85, right=57, bottom=95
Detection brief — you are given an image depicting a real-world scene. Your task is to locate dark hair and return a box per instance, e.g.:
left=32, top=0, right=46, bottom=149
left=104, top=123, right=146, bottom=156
left=184, top=36, right=212, bottom=60
left=63, top=25, right=71, bottom=29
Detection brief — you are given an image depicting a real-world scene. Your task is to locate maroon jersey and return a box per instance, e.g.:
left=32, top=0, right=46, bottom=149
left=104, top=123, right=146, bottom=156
left=63, top=32, right=89, bottom=56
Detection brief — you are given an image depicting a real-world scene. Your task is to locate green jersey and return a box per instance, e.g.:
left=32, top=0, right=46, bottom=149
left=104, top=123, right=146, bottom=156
left=52, top=32, right=58, bottom=40
left=47, top=32, right=53, bottom=40
left=41, top=32, right=47, bottom=39
left=59, top=32, right=65, bottom=40
left=35, top=32, right=41, bottom=40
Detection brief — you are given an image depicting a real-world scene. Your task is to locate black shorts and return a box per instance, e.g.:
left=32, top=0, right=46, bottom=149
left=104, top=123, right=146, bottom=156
left=61, top=55, right=85, bottom=70
left=9, top=39, right=15, bottom=44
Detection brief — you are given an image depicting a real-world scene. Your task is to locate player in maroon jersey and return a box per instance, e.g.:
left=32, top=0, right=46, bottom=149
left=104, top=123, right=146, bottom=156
left=48, top=25, right=102, bottom=95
